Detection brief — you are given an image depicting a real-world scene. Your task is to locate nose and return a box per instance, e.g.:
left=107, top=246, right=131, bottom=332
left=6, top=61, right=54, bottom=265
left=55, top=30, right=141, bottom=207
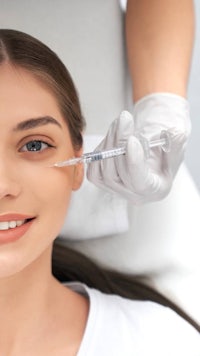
left=0, top=160, right=21, bottom=200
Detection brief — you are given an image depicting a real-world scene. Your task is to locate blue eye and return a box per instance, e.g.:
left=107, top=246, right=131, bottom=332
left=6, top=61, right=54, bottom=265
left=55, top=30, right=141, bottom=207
left=20, top=140, right=53, bottom=152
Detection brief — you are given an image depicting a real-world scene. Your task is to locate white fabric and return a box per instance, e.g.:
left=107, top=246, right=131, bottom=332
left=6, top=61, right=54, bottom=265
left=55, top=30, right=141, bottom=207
left=63, top=282, right=200, bottom=356
left=60, top=135, right=129, bottom=240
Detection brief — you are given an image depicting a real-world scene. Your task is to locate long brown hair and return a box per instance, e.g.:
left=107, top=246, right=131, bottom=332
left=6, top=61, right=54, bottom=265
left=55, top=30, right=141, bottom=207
left=52, top=239, right=200, bottom=332
left=0, top=29, right=199, bottom=333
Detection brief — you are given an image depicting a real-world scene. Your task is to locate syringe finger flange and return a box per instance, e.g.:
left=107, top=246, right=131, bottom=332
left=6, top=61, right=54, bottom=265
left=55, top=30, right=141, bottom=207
left=137, top=130, right=171, bottom=157
left=159, top=130, right=171, bottom=152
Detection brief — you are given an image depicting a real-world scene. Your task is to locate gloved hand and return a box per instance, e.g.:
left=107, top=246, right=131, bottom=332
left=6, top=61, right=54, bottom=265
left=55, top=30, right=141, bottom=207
left=86, top=93, right=191, bottom=204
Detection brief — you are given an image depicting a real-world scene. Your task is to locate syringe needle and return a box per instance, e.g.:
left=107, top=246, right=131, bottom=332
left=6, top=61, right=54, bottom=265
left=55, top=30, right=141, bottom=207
left=51, top=130, right=171, bottom=168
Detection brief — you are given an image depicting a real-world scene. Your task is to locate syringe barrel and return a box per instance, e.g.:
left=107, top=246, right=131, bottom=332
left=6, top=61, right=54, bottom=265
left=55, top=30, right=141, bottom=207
left=83, top=146, right=126, bottom=163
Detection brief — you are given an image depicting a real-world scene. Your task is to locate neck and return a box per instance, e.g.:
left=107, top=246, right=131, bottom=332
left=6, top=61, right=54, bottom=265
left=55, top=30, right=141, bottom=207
left=0, top=245, right=57, bottom=353
left=0, top=244, right=89, bottom=355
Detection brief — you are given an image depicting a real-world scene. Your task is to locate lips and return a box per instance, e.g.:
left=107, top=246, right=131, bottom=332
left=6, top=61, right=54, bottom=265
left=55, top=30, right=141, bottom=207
left=0, top=214, right=36, bottom=245
left=0, top=213, right=35, bottom=222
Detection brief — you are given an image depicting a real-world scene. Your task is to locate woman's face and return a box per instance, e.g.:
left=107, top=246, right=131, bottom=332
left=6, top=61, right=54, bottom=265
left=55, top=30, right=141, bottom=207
left=0, top=63, right=83, bottom=278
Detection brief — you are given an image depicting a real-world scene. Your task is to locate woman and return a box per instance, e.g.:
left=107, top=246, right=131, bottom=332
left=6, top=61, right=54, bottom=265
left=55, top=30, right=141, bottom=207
left=0, top=29, right=199, bottom=355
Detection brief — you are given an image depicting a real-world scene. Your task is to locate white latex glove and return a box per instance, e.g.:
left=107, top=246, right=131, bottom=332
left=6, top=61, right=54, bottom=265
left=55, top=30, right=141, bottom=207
left=86, top=93, right=191, bottom=204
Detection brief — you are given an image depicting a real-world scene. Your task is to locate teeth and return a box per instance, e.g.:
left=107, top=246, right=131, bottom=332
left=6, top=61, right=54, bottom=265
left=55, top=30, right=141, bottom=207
left=9, top=221, right=17, bottom=228
left=0, top=219, right=26, bottom=231
left=0, top=222, right=8, bottom=230
left=16, top=220, right=25, bottom=227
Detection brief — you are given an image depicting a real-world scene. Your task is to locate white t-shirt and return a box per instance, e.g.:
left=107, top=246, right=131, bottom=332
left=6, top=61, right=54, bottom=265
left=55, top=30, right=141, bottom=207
left=63, top=282, right=200, bottom=356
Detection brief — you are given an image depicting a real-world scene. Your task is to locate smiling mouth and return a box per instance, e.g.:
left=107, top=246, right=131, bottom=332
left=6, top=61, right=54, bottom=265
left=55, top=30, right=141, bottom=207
left=0, top=217, right=36, bottom=245
left=0, top=218, right=35, bottom=231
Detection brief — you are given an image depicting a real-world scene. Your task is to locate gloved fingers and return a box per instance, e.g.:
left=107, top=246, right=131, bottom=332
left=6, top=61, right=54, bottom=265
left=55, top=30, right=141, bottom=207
left=86, top=126, right=117, bottom=185
left=87, top=157, right=131, bottom=197
left=86, top=147, right=131, bottom=196
left=86, top=156, right=104, bottom=186
left=133, top=93, right=191, bottom=135
left=93, top=121, right=118, bottom=152
left=115, top=110, right=134, bottom=145
left=161, top=130, right=187, bottom=179
left=99, top=110, right=134, bottom=150
left=93, top=110, right=134, bottom=151
left=167, top=127, right=189, bottom=149
left=116, top=136, right=162, bottom=195
left=99, top=114, right=132, bottom=177
left=87, top=129, right=187, bottom=201
left=86, top=135, right=122, bottom=189
left=87, top=110, right=134, bottom=185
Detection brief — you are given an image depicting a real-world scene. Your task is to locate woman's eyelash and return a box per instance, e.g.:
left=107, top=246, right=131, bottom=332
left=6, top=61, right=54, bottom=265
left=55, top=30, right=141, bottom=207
left=20, top=140, right=54, bottom=153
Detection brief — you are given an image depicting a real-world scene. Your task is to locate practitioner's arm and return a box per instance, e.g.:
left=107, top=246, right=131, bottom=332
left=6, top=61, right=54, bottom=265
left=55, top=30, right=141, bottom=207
left=87, top=0, right=195, bottom=204
left=126, top=0, right=195, bottom=101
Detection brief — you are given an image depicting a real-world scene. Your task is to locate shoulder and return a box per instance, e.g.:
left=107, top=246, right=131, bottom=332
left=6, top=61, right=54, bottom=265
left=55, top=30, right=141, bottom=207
left=64, top=282, right=200, bottom=356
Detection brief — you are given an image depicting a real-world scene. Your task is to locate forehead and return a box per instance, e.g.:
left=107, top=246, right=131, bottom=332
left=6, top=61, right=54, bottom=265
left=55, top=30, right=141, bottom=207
left=0, top=62, right=46, bottom=88
left=0, top=63, right=64, bottom=125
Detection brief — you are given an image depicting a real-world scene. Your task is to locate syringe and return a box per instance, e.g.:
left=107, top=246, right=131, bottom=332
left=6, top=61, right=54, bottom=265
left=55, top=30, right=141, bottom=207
left=52, top=130, right=171, bottom=168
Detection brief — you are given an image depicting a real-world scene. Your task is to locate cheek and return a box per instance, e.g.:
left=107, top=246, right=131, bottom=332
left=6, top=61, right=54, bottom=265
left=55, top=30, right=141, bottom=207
left=20, top=163, right=74, bottom=227
left=0, top=163, right=74, bottom=279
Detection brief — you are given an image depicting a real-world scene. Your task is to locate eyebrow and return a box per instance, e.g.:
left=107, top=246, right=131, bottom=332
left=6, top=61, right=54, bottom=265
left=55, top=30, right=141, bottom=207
left=13, top=116, right=62, bottom=132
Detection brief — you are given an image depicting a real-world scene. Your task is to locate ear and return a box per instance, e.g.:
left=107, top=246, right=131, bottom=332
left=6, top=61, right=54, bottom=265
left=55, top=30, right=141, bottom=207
left=72, top=163, right=84, bottom=191
left=72, top=147, right=84, bottom=191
